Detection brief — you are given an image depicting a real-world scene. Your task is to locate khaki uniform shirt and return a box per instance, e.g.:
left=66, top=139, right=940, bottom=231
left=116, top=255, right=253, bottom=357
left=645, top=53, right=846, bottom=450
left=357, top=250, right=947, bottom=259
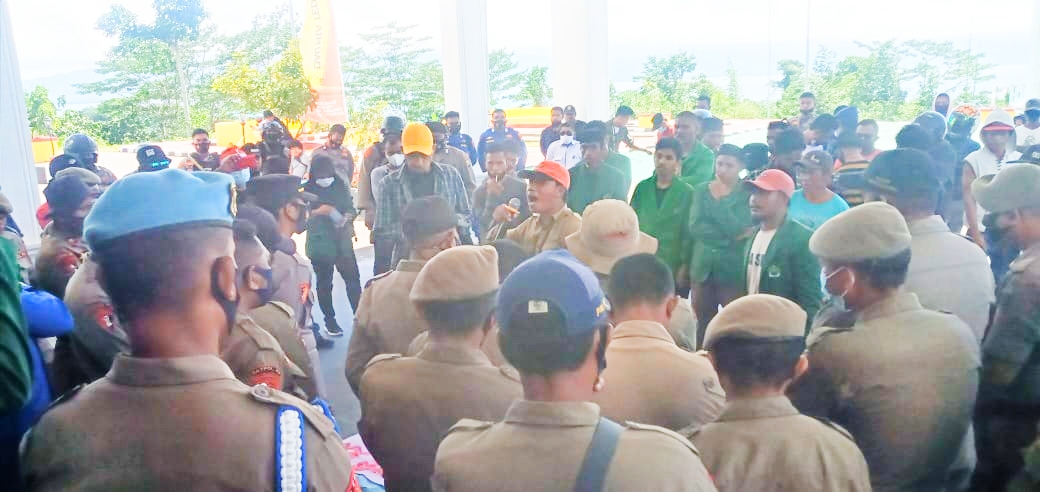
left=346, top=259, right=427, bottom=394
left=21, top=354, right=353, bottom=491
left=687, top=396, right=871, bottom=491
left=593, top=320, right=724, bottom=431
left=406, top=324, right=507, bottom=366
left=435, top=146, right=477, bottom=197
left=250, top=302, right=318, bottom=401
left=432, top=400, right=717, bottom=492
left=505, top=207, right=582, bottom=255
left=52, top=257, right=127, bottom=395
left=34, top=223, right=86, bottom=299
left=221, top=314, right=306, bottom=394
left=270, top=250, right=314, bottom=331
left=357, top=143, right=386, bottom=211
left=312, top=144, right=355, bottom=184
left=905, top=215, right=995, bottom=343
left=789, top=291, right=980, bottom=492
left=359, top=343, right=522, bottom=491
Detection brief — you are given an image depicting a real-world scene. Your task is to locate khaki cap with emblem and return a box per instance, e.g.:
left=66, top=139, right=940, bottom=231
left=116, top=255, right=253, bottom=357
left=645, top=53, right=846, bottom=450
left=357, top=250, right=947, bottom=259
left=702, top=294, right=807, bottom=349
left=411, top=245, right=499, bottom=302
left=971, top=163, right=1040, bottom=213
left=565, top=199, right=657, bottom=275
left=809, top=201, right=911, bottom=263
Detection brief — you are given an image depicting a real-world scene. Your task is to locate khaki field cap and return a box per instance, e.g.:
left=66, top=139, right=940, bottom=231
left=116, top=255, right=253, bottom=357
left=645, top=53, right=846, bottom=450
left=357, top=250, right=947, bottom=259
left=0, top=192, right=11, bottom=215
left=410, top=245, right=500, bottom=302
left=809, top=202, right=911, bottom=263
left=971, top=163, right=1040, bottom=213
left=564, top=199, right=657, bottom=275
left=703, top=294, right=807, bottom=349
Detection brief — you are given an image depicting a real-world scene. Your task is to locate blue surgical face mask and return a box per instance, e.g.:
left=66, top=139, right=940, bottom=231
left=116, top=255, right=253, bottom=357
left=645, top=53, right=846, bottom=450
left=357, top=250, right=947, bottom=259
left=232, top=169, right=251, bottom=187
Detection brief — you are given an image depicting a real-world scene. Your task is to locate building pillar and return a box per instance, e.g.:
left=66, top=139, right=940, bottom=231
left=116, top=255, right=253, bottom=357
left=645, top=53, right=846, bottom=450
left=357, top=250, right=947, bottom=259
left=1030, top=3, right=1040, bottom=98
left=551, top=0, right=609, bottom=122
left=0, top=1, right=42, bottom=249
left=440, top=0, right=490, bottom=139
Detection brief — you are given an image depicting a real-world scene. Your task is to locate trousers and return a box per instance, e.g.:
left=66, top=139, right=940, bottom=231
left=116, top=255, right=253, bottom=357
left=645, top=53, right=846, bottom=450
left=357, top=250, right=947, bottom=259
left=693, top=276, right=742, bottom=349
left=312, top=247, right=362, bottom=324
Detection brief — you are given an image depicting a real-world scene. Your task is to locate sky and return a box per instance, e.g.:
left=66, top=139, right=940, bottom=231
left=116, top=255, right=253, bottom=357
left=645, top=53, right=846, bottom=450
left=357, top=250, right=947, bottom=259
left=8, top=0, right=1037, bottom=108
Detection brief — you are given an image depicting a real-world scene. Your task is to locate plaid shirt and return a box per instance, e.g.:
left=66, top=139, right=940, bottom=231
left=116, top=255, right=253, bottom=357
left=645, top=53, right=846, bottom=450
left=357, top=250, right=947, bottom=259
left=373, top=161, right=472, bottom=242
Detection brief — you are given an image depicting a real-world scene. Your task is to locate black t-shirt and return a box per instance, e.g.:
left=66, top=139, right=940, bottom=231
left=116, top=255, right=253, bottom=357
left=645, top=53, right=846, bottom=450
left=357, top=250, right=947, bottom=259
left=405, top=167, right=437, bottom=197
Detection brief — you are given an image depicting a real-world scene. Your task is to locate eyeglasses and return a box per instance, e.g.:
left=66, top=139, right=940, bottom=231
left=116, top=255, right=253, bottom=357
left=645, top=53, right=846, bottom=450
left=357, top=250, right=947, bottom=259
left=560, top=131, right=574, bottom=136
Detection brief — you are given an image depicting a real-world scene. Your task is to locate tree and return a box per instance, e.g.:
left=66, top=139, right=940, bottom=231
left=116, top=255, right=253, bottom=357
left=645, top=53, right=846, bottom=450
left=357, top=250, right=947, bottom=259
left=340, top=23, right=444, bottom=122
left=25, top=86, right=58, bottom=136
left=212, top=41, right=314, bottom=121
left=516, top=66, right=552, bottom=106
left=488, top=49, right=525, bottom=106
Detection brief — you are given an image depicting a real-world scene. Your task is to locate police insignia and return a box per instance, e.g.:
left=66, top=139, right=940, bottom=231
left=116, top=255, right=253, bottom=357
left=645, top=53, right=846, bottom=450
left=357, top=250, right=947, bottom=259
left=92, top=304, right=116, bottom=332
left=276, top=405, right=306, bottom=492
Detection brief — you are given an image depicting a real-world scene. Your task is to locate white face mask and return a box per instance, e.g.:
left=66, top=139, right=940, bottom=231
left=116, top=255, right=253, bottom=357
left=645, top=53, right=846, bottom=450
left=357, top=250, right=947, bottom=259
left=315, top=177, right=335, bottom=188
left=560, top=135, right=574, bottom=145
left=232, top=169, right=251, bottom=186
left=388, top=153, right=405, bottom=168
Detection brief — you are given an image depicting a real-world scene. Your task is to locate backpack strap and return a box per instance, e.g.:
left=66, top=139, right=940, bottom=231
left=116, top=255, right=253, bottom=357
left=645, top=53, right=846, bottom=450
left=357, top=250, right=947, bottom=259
left=573, top=417, right=624, bottom=492
left=276, top=405, right=307, bottom=492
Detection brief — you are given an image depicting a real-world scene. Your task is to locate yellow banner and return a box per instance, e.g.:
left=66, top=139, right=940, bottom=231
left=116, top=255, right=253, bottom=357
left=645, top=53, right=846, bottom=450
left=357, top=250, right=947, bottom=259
left=299, top=0, right=348, bottom=124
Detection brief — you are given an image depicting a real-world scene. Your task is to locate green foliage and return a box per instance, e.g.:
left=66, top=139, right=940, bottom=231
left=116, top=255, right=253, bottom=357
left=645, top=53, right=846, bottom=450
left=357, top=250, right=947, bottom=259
left=25, top=86, right=58, bottom=136
left=516, top=66, right=552, bottom=107
left=488, top=49, right=525, bottom=106
left=212, top=41, right=314, bottom=121
left=340, top=22, right=445, bottom=123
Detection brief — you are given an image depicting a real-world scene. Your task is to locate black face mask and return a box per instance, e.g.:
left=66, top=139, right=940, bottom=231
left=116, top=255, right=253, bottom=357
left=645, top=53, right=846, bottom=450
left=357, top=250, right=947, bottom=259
left=196, top=143, right=211, bottom=155
left=211, top=264, right=240, bottom=334
left=55, top=216, right=85, bottom=237
left=448, top=124, right=462, bottom=135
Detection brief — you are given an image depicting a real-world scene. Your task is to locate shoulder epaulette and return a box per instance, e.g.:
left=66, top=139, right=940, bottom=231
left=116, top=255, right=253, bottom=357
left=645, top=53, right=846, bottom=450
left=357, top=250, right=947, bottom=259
left=498, top=364, right=520, bottom=382
left=268, top=301, right=295, bottom=319
left=47, top=384, right=84, bottom=410
left=365, top=353, right=402, bottom=369
left=364, top=270, right=393, bottom=289
left=624, top=421, right=701, bottom=455
left=809, top=415, right=856, bottom=442
left=446, top=418, right=494, bottom=434
left=249, top=384, right=336, bottom=437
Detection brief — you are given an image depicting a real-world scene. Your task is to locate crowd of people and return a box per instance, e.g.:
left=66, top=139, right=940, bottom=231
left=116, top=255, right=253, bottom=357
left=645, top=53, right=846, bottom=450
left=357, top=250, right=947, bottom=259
left=1, top=90, right=1040, bottom=491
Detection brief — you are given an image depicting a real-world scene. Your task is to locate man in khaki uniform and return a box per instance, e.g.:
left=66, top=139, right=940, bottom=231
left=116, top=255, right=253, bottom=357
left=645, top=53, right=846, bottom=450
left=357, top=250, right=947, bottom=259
left=567, top=199, right=699, bottom=350
left=970, top=163, right=1040, bottom=489
left=788, top=202, right=980, bottom=492
left=221, top=219, right=306, bottom=394
left=502, top=160, right=582, bottom=254
left=359, top=245, right=522, bottom=491
left=432, top=250, right=717, bottom=492
left=687, top=294, right=871, bottom=491
left=242, top=176, right=330, bottom=398
left=34, top=175, right=93, bottom=299
left=346, top=195, right=459, bottom=394
left=593, top=253, right=724, bottom=431
left=429, top=121, right=477, bottom=198
left=52, top=256, right=127, bottom=395
left=311, top=124, right=355, bottom=183
left=21, top=169, right=357, bottom=491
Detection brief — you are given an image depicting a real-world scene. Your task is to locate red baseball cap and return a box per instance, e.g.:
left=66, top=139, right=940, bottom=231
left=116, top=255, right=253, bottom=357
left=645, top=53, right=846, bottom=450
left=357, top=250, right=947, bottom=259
left=520, top=161, right=571, bottom=190
left=746, top=169, right=795, bottom=199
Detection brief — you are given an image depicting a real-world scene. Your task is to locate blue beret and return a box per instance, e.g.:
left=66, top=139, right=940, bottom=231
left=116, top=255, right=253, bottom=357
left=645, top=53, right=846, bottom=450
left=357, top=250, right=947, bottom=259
left=85, top=169, right=235, bottom=248
left=496, top=249, right=609, bottom=337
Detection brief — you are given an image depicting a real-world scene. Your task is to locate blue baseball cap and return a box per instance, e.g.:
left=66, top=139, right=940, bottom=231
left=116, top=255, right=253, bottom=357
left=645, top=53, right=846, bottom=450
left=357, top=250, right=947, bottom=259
left=85, top=169, right=236, bottom=248
left=496, top=250, right=610, bottom=337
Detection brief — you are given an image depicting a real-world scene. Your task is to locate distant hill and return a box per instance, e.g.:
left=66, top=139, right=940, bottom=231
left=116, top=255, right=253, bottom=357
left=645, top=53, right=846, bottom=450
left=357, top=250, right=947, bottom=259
left=22, top=69, right=105, bottom=111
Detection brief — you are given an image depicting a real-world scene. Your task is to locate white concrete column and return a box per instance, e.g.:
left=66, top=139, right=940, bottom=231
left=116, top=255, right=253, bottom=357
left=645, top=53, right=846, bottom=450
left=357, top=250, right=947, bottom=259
left=551, top=0, right=609, bottom=122
left=0, top=0, right=42, bottom=249
left=1030, top=3, right=1040, bottom=97
left=440, top=0, right=490, bottom=138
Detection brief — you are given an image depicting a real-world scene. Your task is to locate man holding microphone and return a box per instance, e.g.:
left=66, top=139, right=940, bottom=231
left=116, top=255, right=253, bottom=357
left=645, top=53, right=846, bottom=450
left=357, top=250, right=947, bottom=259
left=474, top=142, right=530, bottom=241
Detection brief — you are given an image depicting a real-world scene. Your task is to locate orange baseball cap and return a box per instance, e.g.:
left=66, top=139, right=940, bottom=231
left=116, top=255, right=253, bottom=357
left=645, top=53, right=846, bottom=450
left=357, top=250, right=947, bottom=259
left=402, top=122, right=433, bottom=156
left=746, top=169, right=795, bottom=199
left=520, top=161, right=571, bottom=190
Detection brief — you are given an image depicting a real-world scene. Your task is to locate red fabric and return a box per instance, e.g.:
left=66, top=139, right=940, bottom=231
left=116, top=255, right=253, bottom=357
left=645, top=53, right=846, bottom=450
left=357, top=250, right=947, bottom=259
left=90, top=304, right=116, bottom=332
left=36, top=203, right=51, bottom=229
left=657, top=126, right=676, bottom=141
left=248, top=368, right=283, bottom=390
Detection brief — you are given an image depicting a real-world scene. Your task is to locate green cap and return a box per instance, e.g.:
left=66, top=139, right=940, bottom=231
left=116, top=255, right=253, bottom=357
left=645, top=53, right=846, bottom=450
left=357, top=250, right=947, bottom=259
left=809, top=202, right=911, bottom=262
left=972, top=163, right=1040, bottom=213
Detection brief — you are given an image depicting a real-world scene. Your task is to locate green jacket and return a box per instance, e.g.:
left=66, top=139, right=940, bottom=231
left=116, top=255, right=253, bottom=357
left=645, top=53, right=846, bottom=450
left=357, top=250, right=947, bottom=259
left=688, top=183, right=752, bottom=286
left=605, top=152, right=632, bottom=194
left=630, top=176, right=694, bottom=277
left=741, top=217, right=822, bottom=330
left=0, top=238, right=31, bottom=413
left=568, top=162, right=628, bottom=215
left=679, top=142, right=715, bottom=187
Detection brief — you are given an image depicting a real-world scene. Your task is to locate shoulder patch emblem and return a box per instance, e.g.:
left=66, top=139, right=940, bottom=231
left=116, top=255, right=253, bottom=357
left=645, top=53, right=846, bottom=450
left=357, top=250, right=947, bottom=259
left=91, top=304, right=116, bottom=332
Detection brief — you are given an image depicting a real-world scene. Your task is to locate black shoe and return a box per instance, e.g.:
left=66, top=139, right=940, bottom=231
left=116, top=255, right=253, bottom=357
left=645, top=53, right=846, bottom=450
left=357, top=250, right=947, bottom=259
left=324, top=319, right=344, bottom=337
left=315, top=334, right=334, bottom=349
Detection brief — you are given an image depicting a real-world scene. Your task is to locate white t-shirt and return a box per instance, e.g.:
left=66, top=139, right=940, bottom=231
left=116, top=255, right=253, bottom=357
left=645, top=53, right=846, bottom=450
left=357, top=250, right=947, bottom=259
left=546, top=139, right=583, bottom=169
left=746, top=228, right=777, bottom=294
left=1017, top=125, right=1040, bottom=149
left=964, top=147, right=1022, bottom=231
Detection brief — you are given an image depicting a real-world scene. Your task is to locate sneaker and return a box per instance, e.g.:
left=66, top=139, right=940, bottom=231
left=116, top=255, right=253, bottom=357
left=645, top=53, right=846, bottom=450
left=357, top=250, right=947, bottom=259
left=314, top=335, right=334, bottom=350
left=324, top=319, right=344, bottom=337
